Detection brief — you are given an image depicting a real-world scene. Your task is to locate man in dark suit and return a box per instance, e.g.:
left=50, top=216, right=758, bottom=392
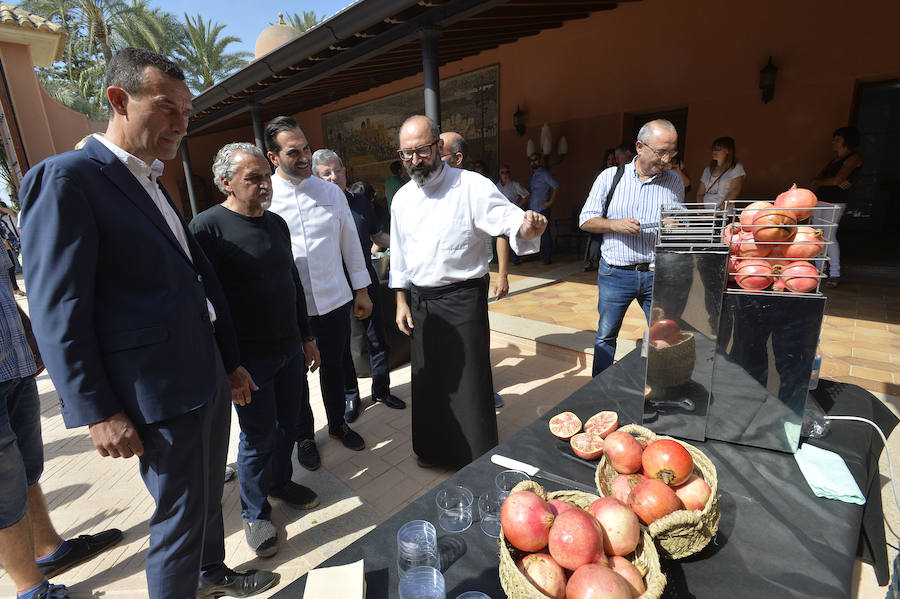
left=19, top=48, right=276, bottom=599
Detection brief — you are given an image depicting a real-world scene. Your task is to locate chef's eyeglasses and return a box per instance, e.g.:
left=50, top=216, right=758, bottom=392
left=640, top=142, right=678, bottom=160
left=397, top=141, right=437, bottom=161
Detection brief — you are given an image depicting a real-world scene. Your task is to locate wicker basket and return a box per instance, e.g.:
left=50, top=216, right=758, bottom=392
left=646, top=332, right=695, bottom=387
left=595, top=424, right=720, bottom=559
left=498, top=480, right=666, bottom=599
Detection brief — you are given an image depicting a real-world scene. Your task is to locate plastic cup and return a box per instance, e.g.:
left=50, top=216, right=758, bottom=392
left=495, top=469, right=530, bottom=498
left=435, top=485, right=474, bottom=533
left=456, top=593, right=491, bottom=599
left=397, top=520, right=441, bottom=577
left=399, top=566, right=446, bottom=599
left=478, top=489, right=503, bottom=538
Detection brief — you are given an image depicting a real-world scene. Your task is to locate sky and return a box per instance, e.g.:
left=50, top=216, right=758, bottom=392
left=152, top=0, right=357, bottom=57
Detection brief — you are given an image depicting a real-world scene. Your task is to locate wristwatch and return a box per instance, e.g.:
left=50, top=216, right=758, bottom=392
left=302, top=336, right=316, bottom=343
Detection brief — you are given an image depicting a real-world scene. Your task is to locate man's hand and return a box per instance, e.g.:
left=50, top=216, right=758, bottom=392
left=518, top=210, right=548, bottom=239
left=610, top=218, right=641, bottom=235
left=88, top=411, right=144, bottom=458
left=396, top=300, right=414, bottom=336
left=303, top=340, right=321, bottom=373
left=353, top=289, right=373, bottom=319
left=492, top=273, right=509, bottom=300
left=228, top=366, right=258, bottom=406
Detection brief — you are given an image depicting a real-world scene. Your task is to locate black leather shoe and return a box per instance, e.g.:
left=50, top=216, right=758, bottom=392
left=373, top=394, right=406, bottom=410
left=39, top=528, right=123, bottom=578
left=296, top=439, right=321, bottom=471
left=270, top=481, right=320, bottom=510
left=344, top=396, right=360, bottom=422
left=197, top=568, right=279, bottom=598
left=329, top=422, right=365, bottom=450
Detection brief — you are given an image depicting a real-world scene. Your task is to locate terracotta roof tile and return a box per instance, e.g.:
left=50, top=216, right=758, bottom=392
left=0, top=2, right=65, bottom=35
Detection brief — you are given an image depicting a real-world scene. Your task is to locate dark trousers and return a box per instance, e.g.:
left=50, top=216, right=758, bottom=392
left=235, top=345, right=304, bottom=522
left=299, top=301, right=352, bottom=439
left=344, top=278, right=391, bottom=401
left=137, top=348, right=231, bottom=599
left=540, top=209, right=552, bottom=262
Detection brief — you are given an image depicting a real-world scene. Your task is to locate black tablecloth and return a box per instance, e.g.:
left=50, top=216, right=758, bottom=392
left=273, top=351, right=897, bottom=598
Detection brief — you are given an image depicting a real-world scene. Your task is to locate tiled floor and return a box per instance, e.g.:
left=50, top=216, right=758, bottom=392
left=2, top=256, right=899, bottom=598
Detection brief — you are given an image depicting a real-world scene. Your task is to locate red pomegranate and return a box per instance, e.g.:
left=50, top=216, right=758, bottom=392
left=548, top=412, right=582, bottom=440
left=610, top=473, right=646, bottom=504
left=734, top=259, right=774, bottom=291
left=766, top=244, right=792, bottom=268
left=588, top=497, right=641, bottom=556
left=740, top=201, right=774, bottom=228
left=548, top=508, right=605, bottom=571
left=500, top=491, right=555, bottom=552
left=566, top=564, right=633, bottom=599
left=780, top=226, right=825, bottom=259
left=608, top=555, right=647, bottom=598
left=673, top=474, right=712, bottom=511
left=642, top=439, right=694, bottom=486
left=726, top=255, right=741, bottom=283
left=733, top=231, right=771, bottom=258
left=775, top=184, right=818, bottom=221
left=772, top=277, right=788, bottom=292
left=751, top=207, right=797, bottom=243
left=584, top=411, right=619, bottom=438
left=517, top=553, right=566, bottom=599
left=604, top=431, right=644, bottom=474
left=721, top=222, right=740, bottom=246
left=780, top=261, right=820, bottom=293
left=570, top=433, right=605, bottom=460
left=628, top=478, right=684, bottom=525
left=547, top=499, right=577, bottom=516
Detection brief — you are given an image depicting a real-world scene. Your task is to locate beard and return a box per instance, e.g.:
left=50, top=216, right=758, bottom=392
left=406, top=155, right=442, bottom=186
left=260, top=199, right=272, bottom=211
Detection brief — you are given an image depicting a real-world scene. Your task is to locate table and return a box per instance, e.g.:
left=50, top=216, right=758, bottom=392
left=273, top=351, right=897, bottom=598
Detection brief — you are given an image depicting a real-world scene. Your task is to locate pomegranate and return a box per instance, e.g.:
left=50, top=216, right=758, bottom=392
left=548, top=509, right=605, bottom=571
left=649, top=319, right=680, bottom=344
left=734, top=259, right=774, bottom=291
left=779, top=261, right=820, bottom=293
left=628, top=478, right=684, bottom=525
left=608, top=556, right=646, bottom=598
left=500, top=491, right=555, bottom=552
left=604, top=431, right=644, bottom=474
left=517, top=553, right=566, bottom=599
left=780, top=226, right=825, bottom=259
left=566, top=564, right=633, bottom=599
left=775, top=184, right=818, bottom=221
left=649, top=339, right=671, bottom=349
left=642, top=439, right=694, bottom=486
left=548, top=499, right=577, bottom=516
left=772, top=277, right=788, bottom=293
left=548, top=411, right=582, bottom=440
left=721, top=222, right=740, bottom=246
left=610, top=473, right=646, bottom=504
left=584, top=411, right=619, bottom=438
left=739, top=201, right=773, bottom=228
left=751, top=207, right=797, bottom=243
left=570, top=433, right=605, bottom=460
left=727, top=255, right=741, bottom=283
left=733, top=231, right=771, bottom=258
left=673, top=473, right=712, bottom=511
left=588, top=497, right=641, bottom=556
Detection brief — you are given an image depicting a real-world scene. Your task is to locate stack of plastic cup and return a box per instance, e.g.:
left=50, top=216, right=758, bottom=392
left=397, top=520, right=441, bottom=578
left=398, top=566, right=445, bottom=599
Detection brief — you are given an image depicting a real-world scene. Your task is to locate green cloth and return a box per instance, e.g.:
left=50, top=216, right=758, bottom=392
left=793, top=443, right=865, bottom=505
left=385, top=174, right=404, bottom=207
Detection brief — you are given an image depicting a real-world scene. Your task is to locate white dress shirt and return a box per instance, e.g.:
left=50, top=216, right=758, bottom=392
left=92, top=134, right=217, bottom=322
left=389, top=164, right=539, bottom=289
left=268, top=172, right=370, bottom=316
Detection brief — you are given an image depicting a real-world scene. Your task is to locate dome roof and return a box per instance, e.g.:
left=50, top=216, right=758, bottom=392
left=254, top=14, right=301, bottom=59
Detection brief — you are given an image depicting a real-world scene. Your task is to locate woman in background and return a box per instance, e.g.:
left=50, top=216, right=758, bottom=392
left=696, top=136, right=745, bottom=210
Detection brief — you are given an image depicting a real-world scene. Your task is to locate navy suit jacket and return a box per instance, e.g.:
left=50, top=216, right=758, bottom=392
left=20, top=137, right=239, bottom=428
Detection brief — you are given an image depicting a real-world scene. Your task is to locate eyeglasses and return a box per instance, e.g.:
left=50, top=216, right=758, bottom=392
left=641, top=142, right=678, bottom=160
left=398, top=141, right=437, bottom=161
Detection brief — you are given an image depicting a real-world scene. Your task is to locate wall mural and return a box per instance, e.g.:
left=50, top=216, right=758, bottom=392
left=322, top=65, right=499, bottom=197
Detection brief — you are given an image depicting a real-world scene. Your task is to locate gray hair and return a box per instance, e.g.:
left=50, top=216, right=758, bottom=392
left=311, top=149, right=343, bottom=172
left=444, top=134, right=468, bottom=160
left=637, top=119, right=677, bottom=144
left=401, top=115, right=441, bottom=144
left=212, top=142, right=266, bottom=195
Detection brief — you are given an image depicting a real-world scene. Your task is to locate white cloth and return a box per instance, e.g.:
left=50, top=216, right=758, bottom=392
left=390, top=164, right=539, bottom=289
left=269, top=172, right=370, bottom=316
left=699, top=162, right=746, bottom=209
left=92, top=134, right=217, bottom=323
left=496, top=179, right=529, bottom=205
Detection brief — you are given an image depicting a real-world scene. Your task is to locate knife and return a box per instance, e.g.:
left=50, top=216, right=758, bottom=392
left=491, top=454, right=598, bottom=495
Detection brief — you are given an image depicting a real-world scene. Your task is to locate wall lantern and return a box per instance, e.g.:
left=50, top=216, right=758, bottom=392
left=527, top=124, right=568, bottom=166
left=513, top=105, right=526, bottom=136
left=759, top=56, right=778, bottom=104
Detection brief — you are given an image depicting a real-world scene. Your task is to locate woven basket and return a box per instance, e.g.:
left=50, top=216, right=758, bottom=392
left=595, top=424, right=720, bottom=559
left=498, top=480, right=666, bottom=599
left=646, top=332, right=696, bottom=387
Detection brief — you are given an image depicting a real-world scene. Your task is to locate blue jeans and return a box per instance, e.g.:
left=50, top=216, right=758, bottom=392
left=0, top=376, right=41, bottom=529
left=236, top=346, right=304, bottom=522
left=592, top=258, right=654, bottom=376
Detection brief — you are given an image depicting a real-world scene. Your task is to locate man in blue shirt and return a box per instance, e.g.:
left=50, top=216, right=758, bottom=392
left=578, top=119, right=685, bottom=375
left=527, top=153, right=559, bottom=264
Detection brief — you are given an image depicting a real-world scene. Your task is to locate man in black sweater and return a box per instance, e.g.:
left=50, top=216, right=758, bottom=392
left=190, top=142, right=322, bottom=559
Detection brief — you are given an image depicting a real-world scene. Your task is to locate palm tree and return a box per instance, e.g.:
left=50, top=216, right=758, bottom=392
left=112, top=0, right=182, bottom=58
left=284, top=10, right=321, bottom=33
left=175, top=14, right=251, bottom=93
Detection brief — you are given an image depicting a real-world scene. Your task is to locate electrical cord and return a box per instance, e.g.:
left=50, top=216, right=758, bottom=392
left=827, top=415, right=900, bottom=543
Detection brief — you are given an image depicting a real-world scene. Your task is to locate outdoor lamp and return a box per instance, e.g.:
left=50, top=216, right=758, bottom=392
left=526, top=139, right=536, bottom=157
left=540, top=123, right=552, bottom=158
left=513, top=106, right=526, bottom=136
left=557, top=137, right=568, bottom=160
left=759, top=56, right=778, bottom=104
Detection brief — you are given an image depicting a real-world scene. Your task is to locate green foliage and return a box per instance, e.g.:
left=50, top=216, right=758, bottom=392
left=283, top=10, right=321, bottom=33
left=174, top=13, right=251, bottom=93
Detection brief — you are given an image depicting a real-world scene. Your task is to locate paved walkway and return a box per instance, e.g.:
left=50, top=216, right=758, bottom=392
left=2, top=256, right=898, bottom=598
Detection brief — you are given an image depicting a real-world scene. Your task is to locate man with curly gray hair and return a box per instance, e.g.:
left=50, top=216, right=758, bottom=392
left=190, top=142, right=322, bottom=558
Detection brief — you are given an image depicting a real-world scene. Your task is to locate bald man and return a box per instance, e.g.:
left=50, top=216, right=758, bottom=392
left=390, top=116, right=547, bottom=467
